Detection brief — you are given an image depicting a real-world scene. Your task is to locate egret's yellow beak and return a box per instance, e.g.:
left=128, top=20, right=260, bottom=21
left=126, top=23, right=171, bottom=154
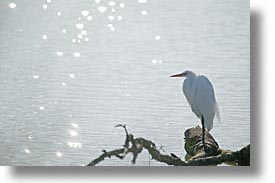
left=170, top=73, right=184, bottom=77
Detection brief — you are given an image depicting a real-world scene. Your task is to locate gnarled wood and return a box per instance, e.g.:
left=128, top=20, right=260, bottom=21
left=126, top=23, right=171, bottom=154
left=87, top=125, right=250, bottom=166
left=184, top=126, right=221, bottom=160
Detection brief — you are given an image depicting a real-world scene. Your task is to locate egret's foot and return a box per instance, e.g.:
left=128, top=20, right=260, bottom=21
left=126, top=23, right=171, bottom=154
left=203, top=144, right=207, bottom=153
left=203, top=144, right=212, bottom=156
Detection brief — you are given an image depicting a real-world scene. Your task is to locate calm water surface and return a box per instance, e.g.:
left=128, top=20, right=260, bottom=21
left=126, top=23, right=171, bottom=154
left=0, top=0, right=249, bottom=166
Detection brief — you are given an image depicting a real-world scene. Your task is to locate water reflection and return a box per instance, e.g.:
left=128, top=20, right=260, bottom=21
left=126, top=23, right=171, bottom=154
left=69, top=74, right=75, bottom=79
left=120, top=3, right=125, bottom=8
left=109, top=1, right=116, bottom=6
left=9, top=2, right=16, bottom=9
left=73, top=52, right=81, bottom=57
left=42, top=4, right=47, bottom=10
left=71, top=123, right=79, bottom=128
left=56, top=51, right=64, bottom=57
left=97, top=6, right=107, bottom=13
left=42, top=34, right=48, bottom=40
left=117, top=16, right=123, bottom=21
left=67, top=142, right=82, bottom=148
left=141, top=10, right=148, bottom=16
left=81, top=30, right=87, bottom=35
left=155, top=35, right=161, bottom=40
left=33, top=75, right=39, bottom=79
left=75, top=24, right=84, bottom=30
left=56, top=151, right=63, bottom=158
left=95, top=0, right=101, bottom=4
left=152, top=59, right=158, bottom=64
left=24, top=149, right=30, bottom=154
left=137, top=0, right=148, bottom=4
left=81, top=10, right=90, bottom=17
left=69, top=130, right=78, bottom=137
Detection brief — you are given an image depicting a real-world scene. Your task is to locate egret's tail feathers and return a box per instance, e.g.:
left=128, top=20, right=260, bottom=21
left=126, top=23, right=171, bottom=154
left=215, top=103, right=221, bottom=122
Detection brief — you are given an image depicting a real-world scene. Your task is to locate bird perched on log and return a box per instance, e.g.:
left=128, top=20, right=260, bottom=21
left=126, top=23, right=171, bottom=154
left=170, top=70, right=220, bottom=154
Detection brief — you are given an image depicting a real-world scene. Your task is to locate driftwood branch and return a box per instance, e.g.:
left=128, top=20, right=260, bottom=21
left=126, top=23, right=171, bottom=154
left=87, top=125, right=250, bottom=166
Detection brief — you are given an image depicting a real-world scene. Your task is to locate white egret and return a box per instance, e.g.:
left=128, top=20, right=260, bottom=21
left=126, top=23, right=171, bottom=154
left=170, top=70, right=220, bottom=153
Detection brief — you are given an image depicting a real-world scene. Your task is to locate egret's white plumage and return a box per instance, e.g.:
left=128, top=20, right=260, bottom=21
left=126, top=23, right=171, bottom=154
left=170, top=70, right=220, bottom=131
left=171, top=70, right=220, bottom=153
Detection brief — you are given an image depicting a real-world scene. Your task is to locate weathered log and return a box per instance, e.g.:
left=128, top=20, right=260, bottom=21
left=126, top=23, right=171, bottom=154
left=87, top=125, right=250, bottom=166
left=184, top=126, right=221, bottom=160
left=237, top=143, right=250, bottom=166
left=184, top=125, right=250, bottom=166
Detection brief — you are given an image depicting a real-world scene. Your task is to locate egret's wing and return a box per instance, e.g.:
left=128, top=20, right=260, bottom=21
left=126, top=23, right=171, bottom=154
left=182, top=75, right=220, bottom=129
left=193, top=76, right=218, bottom=130
left=193, top=76, right=216, bottom=110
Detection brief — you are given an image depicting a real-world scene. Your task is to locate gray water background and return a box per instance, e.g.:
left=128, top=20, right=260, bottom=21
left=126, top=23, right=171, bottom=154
left=0, top=0, right=249, bottom=166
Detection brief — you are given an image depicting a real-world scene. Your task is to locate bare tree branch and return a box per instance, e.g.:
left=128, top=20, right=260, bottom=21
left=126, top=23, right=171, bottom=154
left=87, top=125, right=250, bottom=166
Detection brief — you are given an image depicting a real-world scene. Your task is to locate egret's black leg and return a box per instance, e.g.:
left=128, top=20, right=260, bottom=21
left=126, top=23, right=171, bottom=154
left=201, top=115, right=207, bottom=154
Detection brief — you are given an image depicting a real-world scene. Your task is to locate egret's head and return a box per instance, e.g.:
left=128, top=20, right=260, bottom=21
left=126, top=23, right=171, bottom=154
left=170, top=70, right=196, bottom=78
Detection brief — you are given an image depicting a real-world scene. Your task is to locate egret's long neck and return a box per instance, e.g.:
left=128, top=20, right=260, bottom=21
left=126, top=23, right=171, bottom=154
left=187, top=72, right=197, bottom=79
left=183, top=73, right=197, bottom=86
